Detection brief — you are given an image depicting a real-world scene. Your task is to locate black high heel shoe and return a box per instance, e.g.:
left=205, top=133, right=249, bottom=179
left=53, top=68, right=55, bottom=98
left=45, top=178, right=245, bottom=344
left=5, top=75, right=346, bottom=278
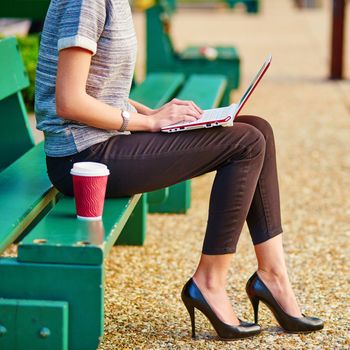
left=246, top=272, right=324, bottom=333
left=181, top=278, right=261, bottom=340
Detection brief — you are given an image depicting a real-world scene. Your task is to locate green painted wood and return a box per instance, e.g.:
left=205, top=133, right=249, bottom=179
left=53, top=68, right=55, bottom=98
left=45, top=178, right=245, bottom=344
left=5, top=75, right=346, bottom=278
left=0, top=37, right=29, bottom=101
left=0, top=299, right=68, bottom=350
left=226, top=0, right=260, bottom=12
left=0, top=142, right=58, bottom=255
left=0, top=92, right=35, bottom=170
left=146, top=4, right=241, bottom=98
left=149, top=180, right=192, bottom=214
left=130, top=73, right=185, bottom=109
left=180, top=46, right=240, bottom=61
left=176, top=74, right=227, bottom=109
left=116, top=194, right=148, bottom=245
left=149, top=74, right=226, bottom=213
left=147, top=187, right=170, bottom=205
left=0, top=37, right=35, bottom=169
left=0, top=258, right=103, bottom=350
left=0, top=0, right=50, bottom=20
left=18, top=194, right=142, bottom=265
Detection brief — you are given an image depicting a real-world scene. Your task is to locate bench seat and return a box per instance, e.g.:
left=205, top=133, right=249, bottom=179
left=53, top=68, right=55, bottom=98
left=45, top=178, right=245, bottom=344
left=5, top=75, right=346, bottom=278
left=0, top=142, right=57, bottom=254
left=18, top=194, right=142, bottom=265
left=130, top=72, right=185, bottom=108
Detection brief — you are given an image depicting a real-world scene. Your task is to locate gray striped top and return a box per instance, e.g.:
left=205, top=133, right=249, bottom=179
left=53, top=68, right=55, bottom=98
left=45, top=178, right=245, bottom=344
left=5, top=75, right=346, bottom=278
left=35, top=0, right=137, bottom=157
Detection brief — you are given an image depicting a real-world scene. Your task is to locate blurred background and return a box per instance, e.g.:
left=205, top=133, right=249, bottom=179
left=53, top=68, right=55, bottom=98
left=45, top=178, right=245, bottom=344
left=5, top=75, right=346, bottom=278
left=0, top=0, right=349, bottom=349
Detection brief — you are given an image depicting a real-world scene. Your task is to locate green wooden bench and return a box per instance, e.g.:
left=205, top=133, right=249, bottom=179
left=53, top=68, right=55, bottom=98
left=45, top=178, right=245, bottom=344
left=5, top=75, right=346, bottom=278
left=0, top=37, right=227, bottom=349
left=225, top=0, right=260, bottom=12
left=146, top=0, right=240, bottom=105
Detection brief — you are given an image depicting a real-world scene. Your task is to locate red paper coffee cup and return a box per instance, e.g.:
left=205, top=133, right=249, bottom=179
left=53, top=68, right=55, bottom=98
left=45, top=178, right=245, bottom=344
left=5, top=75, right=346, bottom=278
left=70, top=162, right=110, bottom=221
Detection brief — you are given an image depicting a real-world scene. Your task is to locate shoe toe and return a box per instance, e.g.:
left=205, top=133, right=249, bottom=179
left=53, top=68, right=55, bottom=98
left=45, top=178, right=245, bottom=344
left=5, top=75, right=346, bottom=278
left=306, top=316, right=324, bottom=330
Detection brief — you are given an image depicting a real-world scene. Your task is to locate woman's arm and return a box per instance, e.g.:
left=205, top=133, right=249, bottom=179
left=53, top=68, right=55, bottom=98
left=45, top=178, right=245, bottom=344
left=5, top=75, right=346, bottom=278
left=56, top=48, right=202, bottom=131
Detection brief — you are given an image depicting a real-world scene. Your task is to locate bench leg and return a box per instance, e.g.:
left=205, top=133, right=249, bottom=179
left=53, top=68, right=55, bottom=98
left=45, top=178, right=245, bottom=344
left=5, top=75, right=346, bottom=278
left=148, top=180, right=191, bottom=214
left=246, top=1, right=259, bottom=13
left=0, top=258, right=103, bottom=350
left=116, top=194, right=148, bottom=245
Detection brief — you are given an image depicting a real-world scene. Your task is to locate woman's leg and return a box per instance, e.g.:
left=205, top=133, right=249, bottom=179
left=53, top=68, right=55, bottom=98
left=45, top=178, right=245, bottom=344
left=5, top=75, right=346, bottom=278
left=193, top=115, right=287, bottom=325
left=47, top=117, right=268, bottom=326
left=254, top=235, right=302, bottom=317
left=234, top=116, right=301, bottom=317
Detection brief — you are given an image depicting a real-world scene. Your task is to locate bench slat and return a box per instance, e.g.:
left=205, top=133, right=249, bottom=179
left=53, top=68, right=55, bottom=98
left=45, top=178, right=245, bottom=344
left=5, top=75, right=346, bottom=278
left=0, top=38, right=29, bottom=101
left=18, top=194, right=141, bottom=265
left=176, top=74, right=227, bottom=109
left=130, top=73, right=185, bottom=109
left=0, top=142, right=57, bottom=255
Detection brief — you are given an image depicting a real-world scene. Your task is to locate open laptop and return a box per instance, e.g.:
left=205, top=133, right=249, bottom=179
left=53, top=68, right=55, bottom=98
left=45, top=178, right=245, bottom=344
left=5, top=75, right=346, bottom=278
left=161, top=54, right=272, bottom=133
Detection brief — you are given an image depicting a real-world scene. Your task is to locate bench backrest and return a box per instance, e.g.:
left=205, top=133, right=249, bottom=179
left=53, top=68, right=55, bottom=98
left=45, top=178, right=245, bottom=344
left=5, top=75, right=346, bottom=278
left=0, top=37, right=35, bottom=171
left=146, top=4, right=177, bottom=72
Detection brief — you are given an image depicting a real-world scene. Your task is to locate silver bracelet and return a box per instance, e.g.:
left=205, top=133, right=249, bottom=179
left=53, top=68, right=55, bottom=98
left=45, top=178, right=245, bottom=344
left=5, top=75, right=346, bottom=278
left=119, top=110, right=130, bottom=132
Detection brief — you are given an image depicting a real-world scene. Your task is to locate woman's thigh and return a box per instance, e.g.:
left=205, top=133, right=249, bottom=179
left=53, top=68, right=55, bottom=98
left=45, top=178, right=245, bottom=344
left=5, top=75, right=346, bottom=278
left=48, top=118, right=265, bottom=197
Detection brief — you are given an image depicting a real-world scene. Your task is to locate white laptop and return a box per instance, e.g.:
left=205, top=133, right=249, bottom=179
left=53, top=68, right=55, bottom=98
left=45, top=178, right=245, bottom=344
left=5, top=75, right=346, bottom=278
left=161, top=54, right=272, bottom=133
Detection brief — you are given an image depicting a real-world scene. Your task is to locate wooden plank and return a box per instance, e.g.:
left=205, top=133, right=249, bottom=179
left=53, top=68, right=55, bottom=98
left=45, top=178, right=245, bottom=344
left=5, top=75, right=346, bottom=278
left=18, top=194, right=142, bottom=265
left=130, top=73, right=185, bottom=109
left=0, top=142, right=57, bottom=254
left=0, top=37, right=29, bottom=101
left=0, top=299, right=68, bottom=350
left=0, top=259, right=103, bottom=350
left=330, top=0, right=346, bottom=80
left=0, top=92, right=35, bottom=170
left=176, top=74, right=227, bottom=109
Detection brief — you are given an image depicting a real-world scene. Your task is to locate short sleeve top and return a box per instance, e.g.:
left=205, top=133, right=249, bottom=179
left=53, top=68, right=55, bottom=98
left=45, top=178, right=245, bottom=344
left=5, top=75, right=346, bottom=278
left=35, top=0, right=137, bottom=157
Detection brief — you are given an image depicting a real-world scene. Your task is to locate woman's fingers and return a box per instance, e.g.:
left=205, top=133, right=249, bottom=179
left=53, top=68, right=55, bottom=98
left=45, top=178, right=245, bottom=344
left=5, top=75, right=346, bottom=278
left=171, top=98, right=203, bottom=114
left=177, top=105, right=201, bottom=119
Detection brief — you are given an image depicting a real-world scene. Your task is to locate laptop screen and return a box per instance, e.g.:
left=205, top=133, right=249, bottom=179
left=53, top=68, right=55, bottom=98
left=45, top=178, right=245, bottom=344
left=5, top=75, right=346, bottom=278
left=236, top=54, right=272, bottom=113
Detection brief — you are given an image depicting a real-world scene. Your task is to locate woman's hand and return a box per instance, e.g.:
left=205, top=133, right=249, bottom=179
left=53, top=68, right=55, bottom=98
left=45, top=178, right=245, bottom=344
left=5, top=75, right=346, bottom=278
left=148, top=98, right=203, bottom=131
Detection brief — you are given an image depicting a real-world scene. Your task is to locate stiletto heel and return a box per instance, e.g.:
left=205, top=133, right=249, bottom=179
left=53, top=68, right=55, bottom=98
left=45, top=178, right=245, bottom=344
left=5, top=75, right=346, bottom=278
left=183, top=301, right=196, bottom=338
left=181, top=278, right=261, bottom=340
left=249, top=296, right=259, bottom=324
left=246, top=272, right=324, bottom=333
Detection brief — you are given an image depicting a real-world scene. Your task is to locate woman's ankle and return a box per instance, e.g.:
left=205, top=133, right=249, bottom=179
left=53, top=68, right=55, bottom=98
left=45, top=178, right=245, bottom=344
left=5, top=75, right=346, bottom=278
left=257, top=267, right=289, bottom=284
left=192, top=273, right=226, bottom=293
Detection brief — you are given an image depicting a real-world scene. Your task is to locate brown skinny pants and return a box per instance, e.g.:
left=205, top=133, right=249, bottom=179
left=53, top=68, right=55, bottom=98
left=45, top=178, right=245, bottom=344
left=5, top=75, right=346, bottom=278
left=46, top=115, right=283, bottom=254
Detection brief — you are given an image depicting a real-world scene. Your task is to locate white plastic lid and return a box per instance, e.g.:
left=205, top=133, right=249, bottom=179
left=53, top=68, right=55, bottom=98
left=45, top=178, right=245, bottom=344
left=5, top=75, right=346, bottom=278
left=70, top=162, right=110, bottom=177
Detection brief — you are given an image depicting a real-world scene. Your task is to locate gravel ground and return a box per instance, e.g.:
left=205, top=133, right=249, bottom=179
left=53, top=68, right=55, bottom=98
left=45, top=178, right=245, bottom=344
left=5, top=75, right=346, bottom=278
left=99, top=1, right=350, bottom=349
left=6, top=0, right=350, bottom=348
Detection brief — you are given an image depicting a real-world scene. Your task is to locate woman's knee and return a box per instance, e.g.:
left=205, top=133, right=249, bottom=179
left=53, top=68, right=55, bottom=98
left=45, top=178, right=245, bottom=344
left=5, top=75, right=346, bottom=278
left=236, top=115, right=275, bottom=141
left=245, top=125, right=266, bottom=159
left=223, top=123, right=266, bottom=160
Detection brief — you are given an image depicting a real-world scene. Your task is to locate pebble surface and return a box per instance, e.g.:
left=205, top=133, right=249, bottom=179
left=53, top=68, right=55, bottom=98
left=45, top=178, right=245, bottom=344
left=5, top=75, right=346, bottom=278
left=4, top=0, right=350, bottom=348
left=99, top=1, right=350, bottom=348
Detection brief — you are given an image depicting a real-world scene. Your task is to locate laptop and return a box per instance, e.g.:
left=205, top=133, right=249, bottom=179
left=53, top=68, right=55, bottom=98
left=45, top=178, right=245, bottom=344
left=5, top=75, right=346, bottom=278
left=161, top=54, right=272, bottom=133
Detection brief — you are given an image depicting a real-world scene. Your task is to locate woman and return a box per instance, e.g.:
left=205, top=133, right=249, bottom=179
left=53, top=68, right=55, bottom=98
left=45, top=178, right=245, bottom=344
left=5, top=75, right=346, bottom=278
left=35, top=0, right=323, bottom=340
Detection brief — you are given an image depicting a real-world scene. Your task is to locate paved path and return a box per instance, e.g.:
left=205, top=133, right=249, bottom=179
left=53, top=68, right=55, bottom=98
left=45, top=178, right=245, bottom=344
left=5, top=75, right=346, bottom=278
left=99, top=1, right=350, bottom=349
left=23, top=0, right=350, bottom=348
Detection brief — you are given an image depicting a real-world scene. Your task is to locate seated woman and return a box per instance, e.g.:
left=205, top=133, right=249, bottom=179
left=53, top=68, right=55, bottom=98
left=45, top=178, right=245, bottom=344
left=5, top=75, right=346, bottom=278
left=35, top=0, right=323, bottom=341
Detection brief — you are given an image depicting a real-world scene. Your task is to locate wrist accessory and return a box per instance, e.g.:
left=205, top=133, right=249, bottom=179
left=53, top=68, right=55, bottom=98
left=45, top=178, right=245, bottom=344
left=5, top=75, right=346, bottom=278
left=119, top=110, right=130, bottom=132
